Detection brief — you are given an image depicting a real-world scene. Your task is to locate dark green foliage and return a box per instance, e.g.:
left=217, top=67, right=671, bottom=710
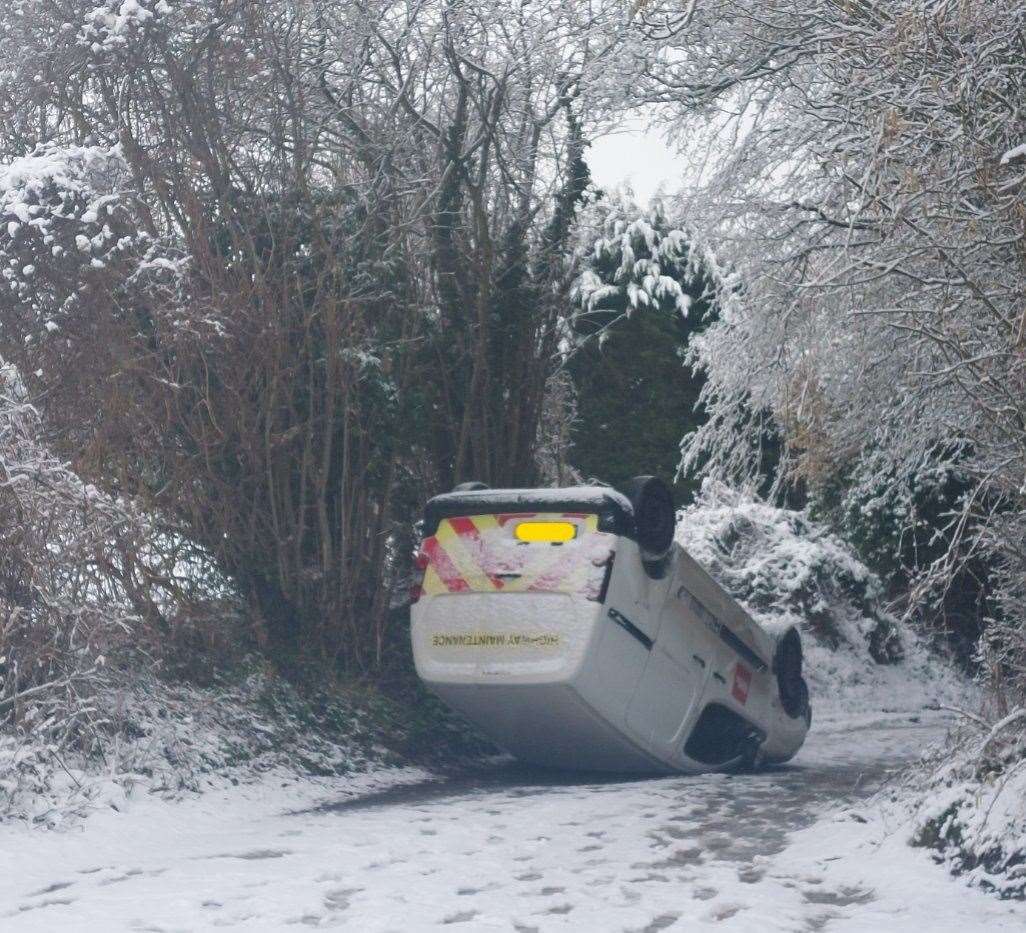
left=568, top=199, right=715, bottom=505
left=813, top=454, right=993, bottom=666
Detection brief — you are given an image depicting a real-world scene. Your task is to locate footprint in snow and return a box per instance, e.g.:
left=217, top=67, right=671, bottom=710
left=626, top=872, right=671, bottom=884
left=639, top=913, right=680, bottom=933
left=218, top=848, right=292, bottom=860
left=284, top=913, right=324, bottom=927
left=542, top=903, right=574, bottom=915
left=323, top=887, right=362, bottom=911
left=803, top=885, right=875, bottom=906
left=705, top=903, right=746, bottom=922
left=100, top=868, right=167, bottom=886
left=28, top=880, right=75, bottom=896
left=650, top=846, right=704, bottom=869
left=11, top=897, right=76, bottom=915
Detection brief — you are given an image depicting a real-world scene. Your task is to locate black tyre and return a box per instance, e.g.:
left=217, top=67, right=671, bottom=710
left=775, top=628, right=807, bottom=719
left=618, top=476, right=676, bottom=568
left=798, top=679, right=811, bottom=727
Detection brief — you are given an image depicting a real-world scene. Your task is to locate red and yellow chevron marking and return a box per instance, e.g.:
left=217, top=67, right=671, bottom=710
left=420, top=512, right=613, bottom=599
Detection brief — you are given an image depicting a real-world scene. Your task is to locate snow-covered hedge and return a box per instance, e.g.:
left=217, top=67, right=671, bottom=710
left=0, top=360, right=145, bottom=821
left=677, top=480, right=965, bottom=715
left=0, top=667, right=441, bottom=827
left=910, top=711, right=1026, bottom=899
left=0, top=359, right=224, bottom=824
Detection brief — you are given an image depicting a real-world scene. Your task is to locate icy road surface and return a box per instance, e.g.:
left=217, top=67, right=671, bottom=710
left=2, top=713, right=1024, bottom=932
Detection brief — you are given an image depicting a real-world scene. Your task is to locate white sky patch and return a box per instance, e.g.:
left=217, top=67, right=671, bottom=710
left=589, top=118, right=684, bottom=204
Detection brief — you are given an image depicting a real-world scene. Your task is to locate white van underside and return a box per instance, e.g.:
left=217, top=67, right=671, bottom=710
left=411, top=488, right=810, bottom=774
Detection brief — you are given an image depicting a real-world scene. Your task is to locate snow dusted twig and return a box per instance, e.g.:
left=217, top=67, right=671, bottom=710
left=979, top=708, right=1026, bottom=756
left=937, top=705, right=991, bottom=730
left=935, top=705, right=1026, bottom=752
left=0, top=669, right=100, bottom=712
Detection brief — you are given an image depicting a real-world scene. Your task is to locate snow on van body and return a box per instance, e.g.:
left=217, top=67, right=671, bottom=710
left=411, top=484, right=810, bottom=773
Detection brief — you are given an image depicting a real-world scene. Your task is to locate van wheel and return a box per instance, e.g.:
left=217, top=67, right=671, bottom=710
left=737, top=736, right=764, bottom=772
left=618, top=476, right=676, bottom=574
left=775, top=628, right=807, bottom=719
left=799, top=679, right=812, bottom=727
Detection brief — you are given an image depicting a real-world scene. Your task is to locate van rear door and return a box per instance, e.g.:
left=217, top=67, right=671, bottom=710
left=417, top=512, right=614, bottom=601
left=412, top=512, right=616, bottom=683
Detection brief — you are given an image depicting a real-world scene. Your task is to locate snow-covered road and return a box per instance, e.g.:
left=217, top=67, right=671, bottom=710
left=2, top=713, right=1023, bottom=932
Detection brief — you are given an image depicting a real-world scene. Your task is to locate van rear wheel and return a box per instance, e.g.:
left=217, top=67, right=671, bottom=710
left=618, top=476, right=676, bottom=574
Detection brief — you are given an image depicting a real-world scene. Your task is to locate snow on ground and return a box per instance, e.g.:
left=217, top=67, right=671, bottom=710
left=1, top=710, right=1022, bottom=932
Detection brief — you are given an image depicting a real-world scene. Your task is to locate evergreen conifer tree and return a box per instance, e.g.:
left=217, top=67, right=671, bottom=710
left=569, top=195, right=714, bottom=505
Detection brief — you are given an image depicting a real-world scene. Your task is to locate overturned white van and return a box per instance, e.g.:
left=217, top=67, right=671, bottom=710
left=410, top=478, right=811, bottom=773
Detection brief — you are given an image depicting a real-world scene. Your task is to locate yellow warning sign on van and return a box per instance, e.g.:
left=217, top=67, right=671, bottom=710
left=419, top=512, right=613, bottom=599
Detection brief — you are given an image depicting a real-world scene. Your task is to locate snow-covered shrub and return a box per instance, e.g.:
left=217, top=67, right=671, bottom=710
left=910, top=710, right=1026, bottom=899
left=0, top=141, right=193, bottom=359
left=79, top=0, right=166, bottom=54
left=0, top=362, right=139, bottom=689
left=0, top=360, right=153, bottom=820
left=679, top=480, right=901, bottom=659
left=571, top=191, right=702, bottom=330
left=0, top=143, right=140, bottom=324
left=678, top=480, right=965, bottom=714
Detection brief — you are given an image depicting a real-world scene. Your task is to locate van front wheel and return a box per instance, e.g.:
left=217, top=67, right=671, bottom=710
left=775, top=628, right=808, bottom=719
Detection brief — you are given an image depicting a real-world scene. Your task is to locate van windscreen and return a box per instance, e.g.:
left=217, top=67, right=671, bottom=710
left=417, top=512, right=614, bottom=601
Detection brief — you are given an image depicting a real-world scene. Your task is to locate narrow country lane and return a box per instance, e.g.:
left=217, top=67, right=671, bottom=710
left=2, top=713, right=1023, bottom=932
